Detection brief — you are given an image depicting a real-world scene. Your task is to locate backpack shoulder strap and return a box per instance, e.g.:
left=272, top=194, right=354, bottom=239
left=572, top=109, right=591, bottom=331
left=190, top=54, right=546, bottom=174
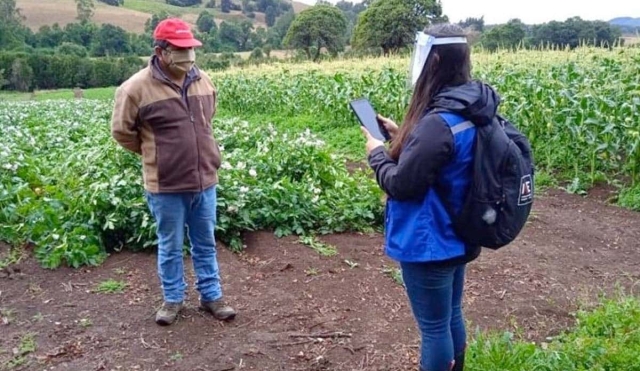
left=431, top=111, right=475, bottom=220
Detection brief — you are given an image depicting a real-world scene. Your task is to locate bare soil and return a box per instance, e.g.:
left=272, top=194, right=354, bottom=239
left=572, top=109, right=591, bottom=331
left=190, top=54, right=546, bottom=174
left=1, top=188, right=639, bottom=371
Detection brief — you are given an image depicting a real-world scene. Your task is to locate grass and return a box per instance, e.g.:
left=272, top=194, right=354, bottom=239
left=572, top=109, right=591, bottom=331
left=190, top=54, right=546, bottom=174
left=0, top=308, right=16, bottom=325
left=618, top=185, right=640, bottom=211
left=0, top=245, right=26, bottom=270
left=467, top=294, right=640, bottom=370
left=1, top=333, right=36, bottom=370
left=0, top=87, right=117, bottom=101
left=382, top=266, right=403, bottom=286
left=298, top=235, right=338, bottom=257
left=94, top=279, right=128, bottom=294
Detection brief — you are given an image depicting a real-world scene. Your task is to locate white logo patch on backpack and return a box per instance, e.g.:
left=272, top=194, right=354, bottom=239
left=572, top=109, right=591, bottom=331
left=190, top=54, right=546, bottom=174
left=518, top=174, right=533, bottom=206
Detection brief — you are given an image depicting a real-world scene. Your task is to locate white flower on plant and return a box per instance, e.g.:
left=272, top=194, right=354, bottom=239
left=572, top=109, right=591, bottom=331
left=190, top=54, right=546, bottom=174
left=221, top=162, right=232, bottom=170
left=239, top=186, right=249, bottom=193
left=219, top=145, right=225, bottom=152
left=227, top=206, right=238, bottom=213
left=52, top=234, right=60, bottom=240
left=249, top=169, right=257, bottom=177
left=236, top=162, right=246, bottom=170
left=2, top=163, right=17, bottom=171
left=259, top=145, right=270, bottom=154
left=311, top=195, right=320, bottom=203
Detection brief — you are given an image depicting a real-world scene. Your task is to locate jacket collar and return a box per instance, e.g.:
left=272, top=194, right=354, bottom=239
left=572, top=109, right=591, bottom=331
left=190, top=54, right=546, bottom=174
left=149, top=55, right=201, bottom=86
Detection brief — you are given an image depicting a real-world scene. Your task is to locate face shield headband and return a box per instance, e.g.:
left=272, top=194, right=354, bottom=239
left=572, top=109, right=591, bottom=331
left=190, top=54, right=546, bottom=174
left=409, top=32, right=468, bottom=86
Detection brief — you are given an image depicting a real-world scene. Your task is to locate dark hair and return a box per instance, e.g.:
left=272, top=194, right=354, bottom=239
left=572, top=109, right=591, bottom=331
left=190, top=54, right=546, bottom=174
left=389, top=23, right=471, bottom=161
left=154, top=39, right=170, bottom=49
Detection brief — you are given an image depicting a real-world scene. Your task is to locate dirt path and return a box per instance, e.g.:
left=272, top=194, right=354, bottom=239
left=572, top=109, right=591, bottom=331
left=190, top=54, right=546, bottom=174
left=1, top=188, right=639, bottom=371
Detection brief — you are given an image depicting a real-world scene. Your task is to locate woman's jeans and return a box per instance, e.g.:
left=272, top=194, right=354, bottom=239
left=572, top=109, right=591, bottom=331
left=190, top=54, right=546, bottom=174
left=400, top=262, right=467, bottom=371
left=145, top=185, right=223, bottom=304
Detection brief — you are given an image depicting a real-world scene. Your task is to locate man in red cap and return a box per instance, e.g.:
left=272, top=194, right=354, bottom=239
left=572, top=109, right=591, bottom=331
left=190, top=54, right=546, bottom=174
left=111, top=18, right=236, bottom=326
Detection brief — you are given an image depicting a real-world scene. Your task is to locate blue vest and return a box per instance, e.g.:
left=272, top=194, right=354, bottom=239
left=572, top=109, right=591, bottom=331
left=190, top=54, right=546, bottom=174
left=384, top=112, right=476, bottom=263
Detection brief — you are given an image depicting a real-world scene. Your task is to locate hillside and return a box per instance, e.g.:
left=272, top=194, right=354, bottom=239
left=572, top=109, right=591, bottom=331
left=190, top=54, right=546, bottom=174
left=15, top=0, right=310, bottom=34
left=610, top=17, right=640, bottom=27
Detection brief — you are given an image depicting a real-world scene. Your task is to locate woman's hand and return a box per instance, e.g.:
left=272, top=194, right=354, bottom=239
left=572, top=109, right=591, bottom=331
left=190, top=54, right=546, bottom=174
left=361, top=127, right=385, bottom=155
left=377, top=114, right=399, bottom=139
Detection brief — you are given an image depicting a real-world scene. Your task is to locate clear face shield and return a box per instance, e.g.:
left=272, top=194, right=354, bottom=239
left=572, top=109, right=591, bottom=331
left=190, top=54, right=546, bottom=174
left=408, top=32, right=468, bottom=87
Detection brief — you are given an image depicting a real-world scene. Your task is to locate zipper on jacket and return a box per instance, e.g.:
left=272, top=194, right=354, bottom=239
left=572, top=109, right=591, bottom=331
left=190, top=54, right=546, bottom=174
left=153, top=63, right=205, bottom=192
left=182, top=84, right=203, bottom=192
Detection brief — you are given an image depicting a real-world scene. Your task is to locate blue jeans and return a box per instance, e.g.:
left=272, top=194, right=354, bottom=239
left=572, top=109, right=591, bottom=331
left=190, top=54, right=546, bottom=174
left=145, top=185, right=223, bottom=304
left=400, top=262, right=467, bottom=371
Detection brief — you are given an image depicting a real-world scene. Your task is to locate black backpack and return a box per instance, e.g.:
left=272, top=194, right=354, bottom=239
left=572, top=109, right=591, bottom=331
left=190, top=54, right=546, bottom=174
left=436, top=113, right=535, bottom=250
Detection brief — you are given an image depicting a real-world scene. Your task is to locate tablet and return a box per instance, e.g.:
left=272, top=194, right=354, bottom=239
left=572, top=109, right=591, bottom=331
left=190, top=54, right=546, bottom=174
left=349, top=98, right=391, bottom=142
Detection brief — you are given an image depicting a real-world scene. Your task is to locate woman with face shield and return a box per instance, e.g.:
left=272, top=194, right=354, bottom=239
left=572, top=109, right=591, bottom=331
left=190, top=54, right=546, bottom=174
left=361, top=23, right=503, bottom=371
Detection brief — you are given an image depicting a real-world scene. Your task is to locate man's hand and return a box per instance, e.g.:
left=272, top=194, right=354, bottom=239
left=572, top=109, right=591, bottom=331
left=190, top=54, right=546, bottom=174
left=361, top=126, right=385, bottom=155
left=377, top=114, right=399, bottom=139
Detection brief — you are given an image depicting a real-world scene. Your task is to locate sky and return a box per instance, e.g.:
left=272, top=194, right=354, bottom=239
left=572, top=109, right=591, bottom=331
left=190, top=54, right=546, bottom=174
left=295, top=0, right=640, bottom=25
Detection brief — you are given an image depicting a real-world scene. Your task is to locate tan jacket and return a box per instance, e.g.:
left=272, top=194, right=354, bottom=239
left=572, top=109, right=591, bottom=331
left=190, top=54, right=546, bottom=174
left=111, top=57, right=222, bottom=193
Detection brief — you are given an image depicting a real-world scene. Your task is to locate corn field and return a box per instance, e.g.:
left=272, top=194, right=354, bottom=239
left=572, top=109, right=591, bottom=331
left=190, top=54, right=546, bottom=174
left=213, top=47, right=640, bottom=197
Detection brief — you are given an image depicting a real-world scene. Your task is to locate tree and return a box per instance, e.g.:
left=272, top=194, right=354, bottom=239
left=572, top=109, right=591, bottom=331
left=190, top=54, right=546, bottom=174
left=265, top=5, right=277, bottom=27
left=92, top=24, right=131, bottom=56
left=480, top=19, right=526, bottom=51
left=351, top=0, right=447, bottom=55
left=166, top=0, right=202, bottom=6
left=75, top=0, right=95, bottom=23
left=0, top=0, right=25, bottom=24
left=266, top=10, right=294, bottom=47
left=283, top=5, right=348, bottom=61
left=63, top=22, right=97, bottom=48
left=145, top=11, right=171, bottom=35
left=459, top=16, right=484, bottom=32
left=97, top=0, right=124, bottom=5
left=0, top=0, right=30, bottom=50
left=56, top=42, right=89, bottom=57
left=221, top=0, right=231, bottom=13
left=9, top=58, right=34, bottom=92
left=197, top=10, right=217, bottom=33
left=530, top=17, right=622, bottom=49
left=0, top=69, right=8, bottom=89
left=218, top=20, right=253, bottom=51
left=37, top=24, right=65, bottom=49
left=249, top=26, right=267, bottom=49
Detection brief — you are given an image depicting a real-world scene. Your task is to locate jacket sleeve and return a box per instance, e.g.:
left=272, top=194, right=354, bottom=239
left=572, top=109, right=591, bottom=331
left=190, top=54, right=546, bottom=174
left=367, top=115, right=454, bottom=201
left=111, top=86, right=142, bottom=155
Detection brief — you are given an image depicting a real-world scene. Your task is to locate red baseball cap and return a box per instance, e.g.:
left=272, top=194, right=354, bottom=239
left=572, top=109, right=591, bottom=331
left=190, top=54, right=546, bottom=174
left=153, top=18, right=202, bottom=48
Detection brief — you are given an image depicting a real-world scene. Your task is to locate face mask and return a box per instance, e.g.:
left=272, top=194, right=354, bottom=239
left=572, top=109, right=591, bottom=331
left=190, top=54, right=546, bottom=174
left=163, top=48, right=196, bottom=74
left=408, top=32, right=467, bottom=87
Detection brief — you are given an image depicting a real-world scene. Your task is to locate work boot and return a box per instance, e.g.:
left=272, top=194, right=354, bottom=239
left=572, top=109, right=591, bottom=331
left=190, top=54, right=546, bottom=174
left=200, top=298, right=236, bottom=320
left=155, top=302, right=183, bottom=326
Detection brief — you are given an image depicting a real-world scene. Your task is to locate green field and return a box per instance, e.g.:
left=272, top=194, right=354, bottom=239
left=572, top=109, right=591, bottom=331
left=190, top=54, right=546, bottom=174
left=469, top=293, right=640, bottom=370
left=1, top=46, right=640, bottom=370
left=2, top=46, right=640, bottom=268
